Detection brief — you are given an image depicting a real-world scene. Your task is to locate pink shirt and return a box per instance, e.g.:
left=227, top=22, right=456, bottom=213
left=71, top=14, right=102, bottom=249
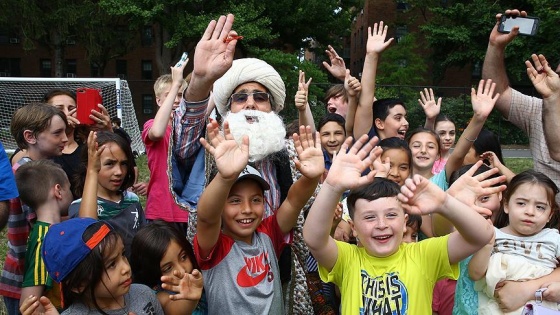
left=142, top=119, right=188, bottom=222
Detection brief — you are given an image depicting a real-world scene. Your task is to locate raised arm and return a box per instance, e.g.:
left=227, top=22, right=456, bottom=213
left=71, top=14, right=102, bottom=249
left=525, top=54, right=560, bottom=161
left=482, top=9, right=526, bottom=117
left=343, top=70, right=362, bottom=137
left=185, top=14, right=237, bottom=102
left=398, top=174, right=494, bottom=264
left=322, top=45, right=347, bottom=82
left=303, top=135, right=381, bottom=271
left=419, top=88, right=441, bottom=130
left=78, top=131, right=102, bottom=219
left=294, top=71, right=316, bottom=133
left=148, top=58, right=188, bottom=141
left=196, top=119, right=249, bottom=258
left=354, top=21, right=394, bottom=138
left=276, top=126, right=323, bottom=233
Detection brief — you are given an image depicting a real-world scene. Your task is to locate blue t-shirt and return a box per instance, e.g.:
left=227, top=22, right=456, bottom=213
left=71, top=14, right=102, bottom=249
left=0, top=141, right=18, bottom=201
left=452, top=256, right=478, bottom=315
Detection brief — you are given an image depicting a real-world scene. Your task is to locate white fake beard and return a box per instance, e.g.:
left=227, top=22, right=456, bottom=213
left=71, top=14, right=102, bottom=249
left=224, top=110, right=286, bottom=162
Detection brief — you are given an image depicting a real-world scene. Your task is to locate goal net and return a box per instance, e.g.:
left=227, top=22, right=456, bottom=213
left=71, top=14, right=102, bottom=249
left=0, top=78, right=144, bottom=155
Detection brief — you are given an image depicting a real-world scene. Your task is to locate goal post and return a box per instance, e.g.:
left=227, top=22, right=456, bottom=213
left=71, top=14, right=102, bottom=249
left=0, top=78, right=144, bottom=155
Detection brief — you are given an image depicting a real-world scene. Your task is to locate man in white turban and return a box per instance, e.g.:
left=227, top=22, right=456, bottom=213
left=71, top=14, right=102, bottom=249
left=168, top=14, right=313, bottom=314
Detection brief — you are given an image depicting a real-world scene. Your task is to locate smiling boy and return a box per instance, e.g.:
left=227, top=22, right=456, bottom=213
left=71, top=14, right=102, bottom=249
left=303, top=135, right=493, bottom=314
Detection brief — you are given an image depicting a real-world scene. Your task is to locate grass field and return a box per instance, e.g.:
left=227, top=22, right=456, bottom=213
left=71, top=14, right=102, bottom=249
left=0, top=156, right=534, bottom=313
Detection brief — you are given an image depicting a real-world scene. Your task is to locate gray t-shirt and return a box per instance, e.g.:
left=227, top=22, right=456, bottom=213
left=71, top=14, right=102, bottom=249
left=61, top=283, right=163, bottom=315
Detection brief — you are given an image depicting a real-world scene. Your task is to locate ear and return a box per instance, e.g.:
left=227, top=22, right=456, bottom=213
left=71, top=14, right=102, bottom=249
left=403, top=213, right=409, bottom=232
left=155, top=97, right=163, bottom=107
left=498, top=191, right=503, bottom=202
left=53, top=184, right=63, bottom=200
left=349, top=219, right=358, bottom=238
left=23, top=130, right=37, bottom=145
left=503, top=201, right=509, bottom=214
left=374, top=118, right=384, bottom=131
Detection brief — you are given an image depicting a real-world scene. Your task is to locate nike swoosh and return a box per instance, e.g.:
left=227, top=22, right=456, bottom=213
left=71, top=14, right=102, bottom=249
left=236, top=265, right=269, bottom=287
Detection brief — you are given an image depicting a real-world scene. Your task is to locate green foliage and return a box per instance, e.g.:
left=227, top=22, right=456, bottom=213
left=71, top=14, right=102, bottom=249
left=377, top=34, right=428, bottom=86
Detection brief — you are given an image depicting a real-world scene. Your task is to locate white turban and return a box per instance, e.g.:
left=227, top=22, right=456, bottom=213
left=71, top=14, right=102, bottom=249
left=212, top=58, right=286, bottom=117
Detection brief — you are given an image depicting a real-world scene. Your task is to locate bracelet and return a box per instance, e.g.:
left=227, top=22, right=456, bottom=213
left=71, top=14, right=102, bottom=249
left=463, top=135, right=477, bottom=142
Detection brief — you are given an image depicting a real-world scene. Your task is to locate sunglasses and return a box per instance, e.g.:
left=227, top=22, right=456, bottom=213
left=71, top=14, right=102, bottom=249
left=230, top=92, right=271, bottom=104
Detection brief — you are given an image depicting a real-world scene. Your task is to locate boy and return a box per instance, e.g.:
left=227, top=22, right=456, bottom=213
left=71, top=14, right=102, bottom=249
left=140, top=59, right=189, bottom=227
left=303, top=135, right=494, bottom=314
left=16, top=160, right=73, bottom=310
left=0, top=103, right=68, bottom=315
left=194, top=121, right=323, bottom=314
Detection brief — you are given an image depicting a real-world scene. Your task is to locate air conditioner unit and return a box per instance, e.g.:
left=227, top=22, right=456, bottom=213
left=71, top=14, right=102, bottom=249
left=117, top=74, right=127, bottom=79
left=9, top=38, right=20, bottom=44
left=66, top=73, right=76, bottom=78
left=66, top=39, right=76, bottom=45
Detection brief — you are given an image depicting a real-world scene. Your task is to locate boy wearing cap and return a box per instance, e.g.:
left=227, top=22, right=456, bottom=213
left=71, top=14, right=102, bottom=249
left=193, top=120, right=323, bottom=314
left=15, top=160, right=73, bottom=310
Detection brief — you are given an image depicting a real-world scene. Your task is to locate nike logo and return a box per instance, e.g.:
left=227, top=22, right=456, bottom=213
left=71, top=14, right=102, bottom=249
left=236, top=252, right=270, bottom=287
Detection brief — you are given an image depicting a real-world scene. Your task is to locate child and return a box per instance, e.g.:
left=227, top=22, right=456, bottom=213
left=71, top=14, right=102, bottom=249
left=303, top=134, right=494, bottom=314
left=377, top=137, right=411, bottom=186
left=16, top=160, right=73, bottom=310
left=318, top=113, right=346, bottom=172
left=469, top=170, right=560, bottom=314
left=131, top=221, right=204, bottom=315
left=194, top=121, right=323, bottom=313
left=403, top=214, right=421, bottom=243
left=433, top=114, right=456, bottom=174
left=19, top=217, right=164, bottom=314
left=140, top=58, right=189, bottom=228
left=69, top=131, right=145, bottom=256
left=1, top=103, right=68, bottom=315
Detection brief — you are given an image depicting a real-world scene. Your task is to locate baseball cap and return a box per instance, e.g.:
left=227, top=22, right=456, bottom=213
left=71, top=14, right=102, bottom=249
left=42, top=217, right=113, bottom=283
left=236, top=165, right=270, bottom=190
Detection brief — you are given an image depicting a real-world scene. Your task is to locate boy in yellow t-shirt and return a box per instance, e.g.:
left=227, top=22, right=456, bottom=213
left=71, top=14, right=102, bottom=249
left=303, top=135, right=496, bottom=314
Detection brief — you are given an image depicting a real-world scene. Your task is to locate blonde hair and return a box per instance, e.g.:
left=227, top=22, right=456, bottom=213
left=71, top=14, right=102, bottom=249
left=153, top=74, right=187, bottom=98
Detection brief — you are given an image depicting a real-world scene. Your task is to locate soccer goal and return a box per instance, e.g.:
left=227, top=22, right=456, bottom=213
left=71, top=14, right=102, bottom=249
left=0, top=78, right=144, bottom=155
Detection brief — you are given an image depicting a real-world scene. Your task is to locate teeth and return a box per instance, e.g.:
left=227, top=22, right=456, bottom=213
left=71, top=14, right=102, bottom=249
left=374, top=235, right=391, bottom=240
left=238, top=219, right=254, bottom=224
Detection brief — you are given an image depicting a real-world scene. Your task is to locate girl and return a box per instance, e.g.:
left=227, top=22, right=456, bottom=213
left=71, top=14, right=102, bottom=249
left=463, top=128, right=504, bottom=166
left=131, top=221, right=204, bottom=315
left=376, top=137, right=411, bottom=186
left=469, top=170, right=560, bottom=314
left=20, top=217, right=163, bottom=315
left=433, top=114, right=456, bottom=174
left=69, top=131, right=145, bottom=256
left=318, top=113, right=346, bottom=171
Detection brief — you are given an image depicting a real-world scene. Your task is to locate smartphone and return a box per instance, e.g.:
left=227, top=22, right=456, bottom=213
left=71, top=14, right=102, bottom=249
left=498, top=15, right=539, bottom=36
left=175, top=52, right=188, bottom=68
left=76, top=88, right=102, bottom=125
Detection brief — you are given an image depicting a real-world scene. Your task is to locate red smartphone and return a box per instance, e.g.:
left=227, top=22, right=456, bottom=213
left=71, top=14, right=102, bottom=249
left=76, top=88, right=102, bottom=125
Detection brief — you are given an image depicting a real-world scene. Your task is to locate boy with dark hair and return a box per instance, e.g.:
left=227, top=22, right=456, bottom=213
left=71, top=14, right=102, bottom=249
left=16, top=160, right=73, bottom=310
left=303, top=135, right=495, bottom=314
left=372, top=98, right=409, bottom=140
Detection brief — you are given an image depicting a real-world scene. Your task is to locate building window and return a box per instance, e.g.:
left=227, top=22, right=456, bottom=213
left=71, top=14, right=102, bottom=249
left=116, top=60, right=127, bottom=79
left=65, top=59, right=77, bottom=77
left=0, top=58, right=21, bottom=76
left=396, top=26, right=408, bottom=43
left=90, top=63, right=101, bottom=77
left=141, top=60, right=152, bottom=80
left=142, top=94, right=154, bottom=114
left=396, top=1, right=410, bottom=12
left=141, top=26, right=153, bottom=47
left=40, top=59, right=52, bottom=77
left=472, top=61, right=482, bottom=78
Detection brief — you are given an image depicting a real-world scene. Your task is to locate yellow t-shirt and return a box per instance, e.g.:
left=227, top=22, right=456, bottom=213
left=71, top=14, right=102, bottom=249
left=319, top=235, right=459, bottom=314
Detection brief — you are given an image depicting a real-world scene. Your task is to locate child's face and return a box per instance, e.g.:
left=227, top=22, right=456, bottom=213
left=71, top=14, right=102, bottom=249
left=381, top=148, right=410, bottom=186
left=319, top=121, right=345, bottom=157
left=504, top=183, right=553, bottom=237
left=156, top=84, right=184, bottom=112
left=435, top=121, right=456, bottom=153
left=409, top=132, right=439, bottom=172
left=58, top=181, right=73, bottom=216
left=160, top=240, right=194, bottom=278
left=94, top=237, right=132, bottom=309
left=476, top=192, right=502, bottom=222
left=326, top=94, right=348, bottom=118
left=97, top=142, right=128, bottom=197
left=351, top=197, right=407, bottom=257
left=402, top=222, right=419, bottom=243
left=376, top=105, right=408, bottom=140
left=222, top=179, right=265, bottom=244
left=33, top=115, right=68, bottom=158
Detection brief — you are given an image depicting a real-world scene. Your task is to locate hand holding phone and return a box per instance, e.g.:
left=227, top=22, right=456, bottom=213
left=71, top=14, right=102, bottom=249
left=175, top=52, right=188, bottom=68
left=498, top=15, right=539, bottom=36
left=76, top=88, right=102, bottom=125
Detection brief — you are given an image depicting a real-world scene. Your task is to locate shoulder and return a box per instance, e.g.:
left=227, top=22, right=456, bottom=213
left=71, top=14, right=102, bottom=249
left=123, top=190, right=140, bottom=202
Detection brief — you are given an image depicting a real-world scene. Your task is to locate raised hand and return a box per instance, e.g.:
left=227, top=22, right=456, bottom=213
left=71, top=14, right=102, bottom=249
left=489, top=10, right=527, bottom=49
left=293, top=125, right=324, bottom=180
left=480, top=151, right=503, bottom=169
left=344, top=69, right=361, bottom=97
left=471, top=79, right=499, bottom=120
left=199, top=119, right=249, bottom=180
left=446, top=161, right=507, bottom=218
left=371, top=155, right=390, bottom=179
left=90, top=104, right=112, bottom=132
left=295, top=71, right=312, bottom=112
left=20, top=295, right=59, bottom=315
left=171, top=55, right=189, bottom=85
left=86, top=131, right=104, bottom=174
left=418, top=88, right=441, bottom=120
left=525, top=54, right=560, bottom=99
left=324, top=135, right=382, bottom=192
left=398, top=175, right=448, bottom=215
left=161, top=269, right=204, bottom=302
left=192, top=14, right=237, bottom=83
left=322, top=45, right=347, bottom=81
left=366, top=21, right=394, bottom=55
left=66, top=107, right=80, bottom=129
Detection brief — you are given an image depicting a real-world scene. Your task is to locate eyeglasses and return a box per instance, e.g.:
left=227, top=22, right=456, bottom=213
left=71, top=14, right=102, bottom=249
left=229, top=92, right=271, bottom=104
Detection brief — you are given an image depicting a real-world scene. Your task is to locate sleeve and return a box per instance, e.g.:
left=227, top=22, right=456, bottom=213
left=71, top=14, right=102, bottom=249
left=256, top=215, right=289, bottom=257
left=0, top=141, right=18, bottom=201
left=68, top=200, right=81, bottom=218
left=193, top=232, right=235, bottom=270
left=507, top=89, right=542, bottom=134
left=413, top=235, right=460, bottom=282
left=172, top=97, right=209, bottom=160
left=141, top=119, right=154, bottom=146
left=318, top=240, right=355, bottom=286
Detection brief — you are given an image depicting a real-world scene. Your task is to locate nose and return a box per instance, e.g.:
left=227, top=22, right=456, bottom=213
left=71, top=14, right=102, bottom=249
left=388, top=166, right=399, bottom=179
left=62, top=132, right=68, bottom=143
left=241, top=200, right=251, bottom=214
left=402, top=117, right=409, bottom=126
left=122, top=259, right=131, bottom=275
left=375, top=217, right=388, bottom=229
left=174, top=94, right=181, bottom=105
left=244, top=95, right=257, bottom=110
left=114, top=165, right=123, bottom=176
left=328, top=134, right=336, bottom=143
